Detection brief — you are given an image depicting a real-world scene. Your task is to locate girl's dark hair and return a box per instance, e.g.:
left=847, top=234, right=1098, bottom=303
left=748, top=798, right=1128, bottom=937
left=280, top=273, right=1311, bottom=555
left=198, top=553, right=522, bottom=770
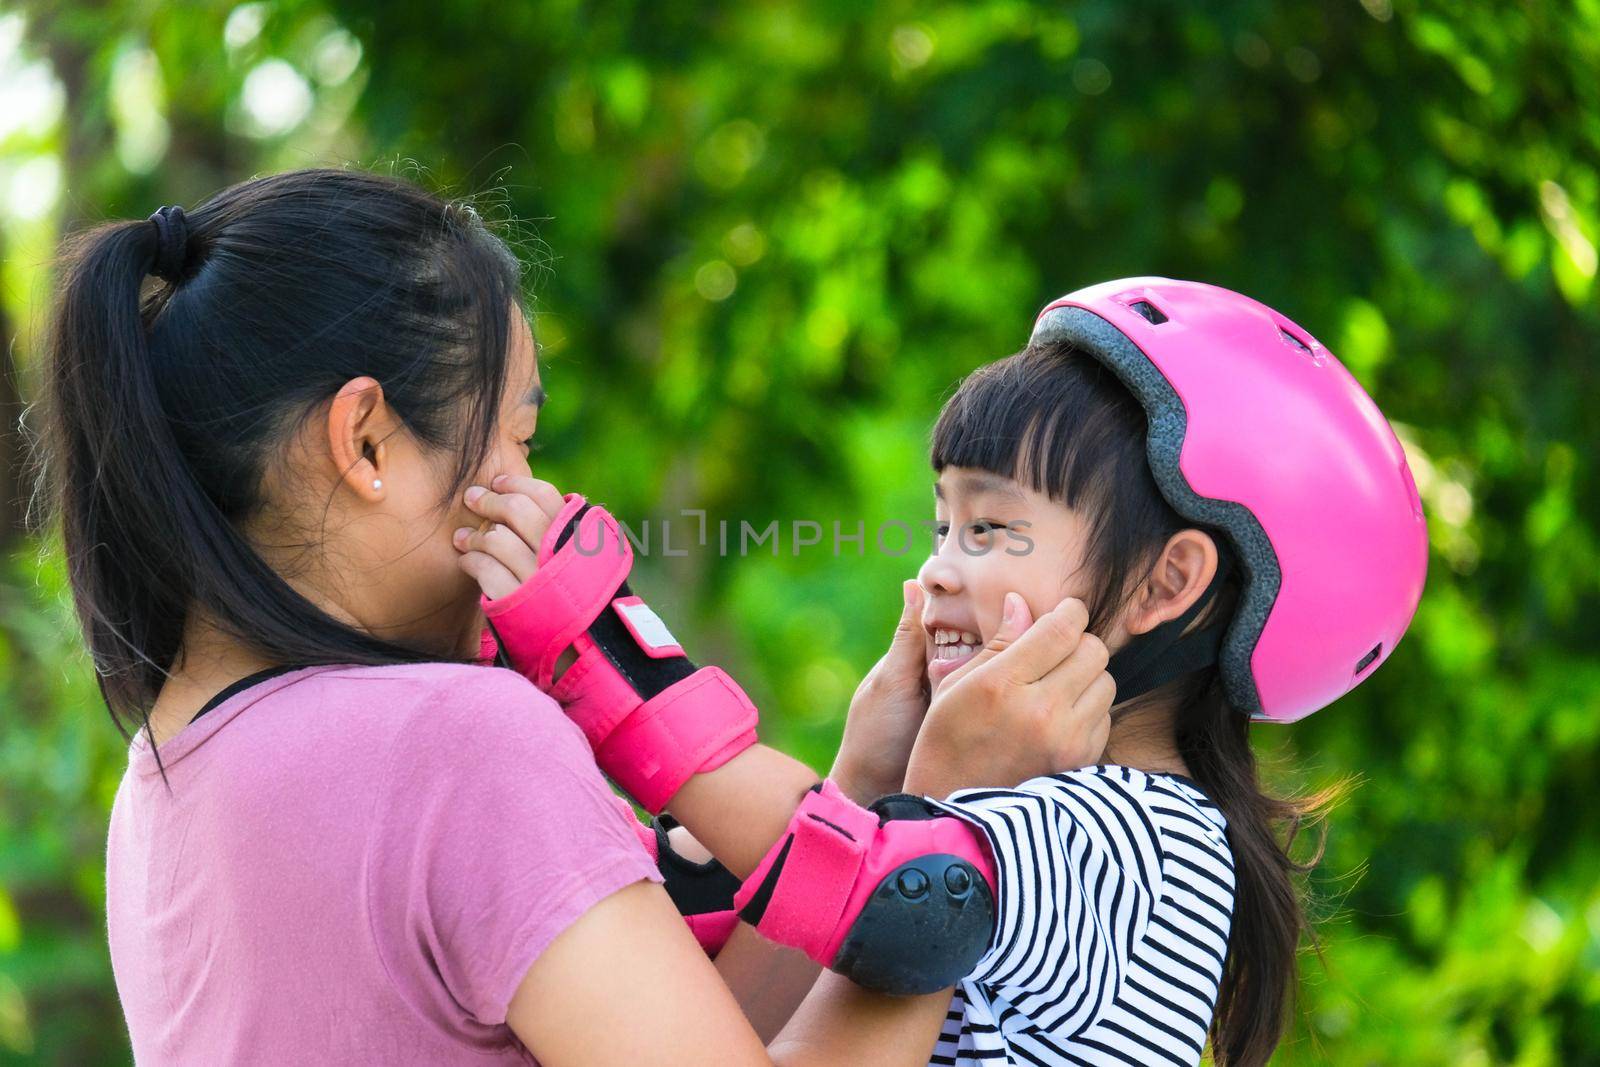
left=30, top=168, right=523, bottom=742
left=931, top=340, right=1340, bottom=1067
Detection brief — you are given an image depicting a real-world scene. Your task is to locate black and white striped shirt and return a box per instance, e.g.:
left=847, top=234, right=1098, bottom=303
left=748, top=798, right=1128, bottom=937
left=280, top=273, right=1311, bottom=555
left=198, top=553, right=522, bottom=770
left=924, top=766, right=1235, bottom=1066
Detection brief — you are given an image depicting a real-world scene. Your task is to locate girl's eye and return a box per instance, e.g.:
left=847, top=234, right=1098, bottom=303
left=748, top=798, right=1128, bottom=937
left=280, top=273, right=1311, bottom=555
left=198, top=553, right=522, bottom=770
left=934, top=522, right=951, bottom=539
left=971, top=520, right=1007, bottom=536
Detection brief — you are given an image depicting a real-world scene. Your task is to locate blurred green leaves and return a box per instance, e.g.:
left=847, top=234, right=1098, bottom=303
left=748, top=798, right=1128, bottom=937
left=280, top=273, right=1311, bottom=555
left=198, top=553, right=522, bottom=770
left=1, top=0, right=1598, bottom=1062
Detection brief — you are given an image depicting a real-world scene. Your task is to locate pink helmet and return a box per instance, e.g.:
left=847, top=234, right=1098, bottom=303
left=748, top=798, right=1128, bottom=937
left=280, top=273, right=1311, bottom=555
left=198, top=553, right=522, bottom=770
left=1031, top=278, right=1428, bottom=722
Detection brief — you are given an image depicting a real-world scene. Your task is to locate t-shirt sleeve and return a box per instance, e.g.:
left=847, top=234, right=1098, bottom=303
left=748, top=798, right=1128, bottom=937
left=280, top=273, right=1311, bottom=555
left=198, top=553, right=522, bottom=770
left=928, top=767, right=1164, bottom=1039
left=366, top=666, right=663, bottom=1030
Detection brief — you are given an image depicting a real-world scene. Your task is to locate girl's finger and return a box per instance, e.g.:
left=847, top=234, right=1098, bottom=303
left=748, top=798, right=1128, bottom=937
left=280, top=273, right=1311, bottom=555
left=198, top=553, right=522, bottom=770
left=456, top=548, right=522, bottom=600
left=489, top=473, right=566, bottom=519
left=453, top=523, right=538, bottom=583
left=463, top=486, right=555, bottom=550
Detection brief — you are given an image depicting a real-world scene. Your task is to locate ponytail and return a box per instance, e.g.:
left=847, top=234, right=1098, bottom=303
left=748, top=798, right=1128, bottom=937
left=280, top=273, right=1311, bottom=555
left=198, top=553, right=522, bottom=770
left=1175, top=674, right=1344, bottom=1067
left=30, top=169, right=523, bottom=742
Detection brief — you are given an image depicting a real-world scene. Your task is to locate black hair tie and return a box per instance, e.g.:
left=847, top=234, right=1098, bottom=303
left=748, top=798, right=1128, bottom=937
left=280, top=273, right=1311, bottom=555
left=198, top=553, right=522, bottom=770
left=147, top=204, right=189, bottom=282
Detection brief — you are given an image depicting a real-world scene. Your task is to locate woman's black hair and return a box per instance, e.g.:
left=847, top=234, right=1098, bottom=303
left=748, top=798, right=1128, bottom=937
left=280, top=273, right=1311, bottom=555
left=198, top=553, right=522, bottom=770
left=931, top=341, right=1340, bottom=1067
left=30, top=168, right=523, bottom=745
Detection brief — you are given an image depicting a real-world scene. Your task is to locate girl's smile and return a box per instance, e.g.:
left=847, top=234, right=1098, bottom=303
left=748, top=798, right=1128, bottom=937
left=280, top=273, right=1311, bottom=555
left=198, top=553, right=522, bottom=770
left=926, top=623, right=984, bottom=687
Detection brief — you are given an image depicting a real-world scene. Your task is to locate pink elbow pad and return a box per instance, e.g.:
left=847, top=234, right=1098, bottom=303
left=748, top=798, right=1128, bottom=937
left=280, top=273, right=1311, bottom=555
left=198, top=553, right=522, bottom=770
left=479, top=493, right=758, bottom=813
left=645, top=812, right=744, bottom=958
left=684, top=909, right=739, bottom=957
left=733, top=780, right=998, bottom=995
left=612, top=796, right=741, bottom=958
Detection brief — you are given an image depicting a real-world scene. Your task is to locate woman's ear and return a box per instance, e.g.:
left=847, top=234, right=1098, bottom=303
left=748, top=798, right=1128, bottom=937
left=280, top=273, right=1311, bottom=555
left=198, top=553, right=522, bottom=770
left=1124, top=529, right=1219, bottom=637
left=326, top=376, right=389, bottom=500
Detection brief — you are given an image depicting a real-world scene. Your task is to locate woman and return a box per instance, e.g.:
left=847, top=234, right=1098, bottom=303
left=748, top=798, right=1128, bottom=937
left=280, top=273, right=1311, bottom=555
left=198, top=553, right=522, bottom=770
left=33, top=167, right=1108, bottom=1064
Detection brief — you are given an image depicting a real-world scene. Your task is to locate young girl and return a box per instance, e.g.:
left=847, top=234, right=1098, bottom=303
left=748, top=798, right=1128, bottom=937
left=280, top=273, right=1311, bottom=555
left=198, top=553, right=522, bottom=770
left=461, top=279, right=1428, bottom=1066
left=39, top=167, right=1105, bottom=1065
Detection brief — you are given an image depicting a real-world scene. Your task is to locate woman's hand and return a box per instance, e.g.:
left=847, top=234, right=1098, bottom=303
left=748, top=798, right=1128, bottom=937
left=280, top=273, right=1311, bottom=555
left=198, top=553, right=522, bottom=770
left=903, top=593, right=1114, bottom=799
left=829, top=580, right=930, bottom=805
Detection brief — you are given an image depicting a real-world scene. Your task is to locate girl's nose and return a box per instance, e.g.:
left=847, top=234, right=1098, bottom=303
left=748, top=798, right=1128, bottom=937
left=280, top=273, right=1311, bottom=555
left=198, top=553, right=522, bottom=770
left=918, top=546, right=963, bottom=598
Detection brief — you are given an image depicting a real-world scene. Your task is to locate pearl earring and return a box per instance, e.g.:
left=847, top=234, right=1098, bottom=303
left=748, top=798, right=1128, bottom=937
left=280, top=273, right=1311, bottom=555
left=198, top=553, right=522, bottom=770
left=372, top=479, right=383, bottom=490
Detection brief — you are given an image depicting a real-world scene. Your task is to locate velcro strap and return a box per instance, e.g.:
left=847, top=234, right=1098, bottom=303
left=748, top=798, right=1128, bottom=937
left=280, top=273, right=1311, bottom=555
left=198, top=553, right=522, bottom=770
left=596, top=666, right=759, bottom=814
left=480, top=495, right=633, bottom=688
left=549, top=638, right=647, bottom=747
left=537, top=492, right=591, bottom=561
left=732, top=779, right=879, bottom=964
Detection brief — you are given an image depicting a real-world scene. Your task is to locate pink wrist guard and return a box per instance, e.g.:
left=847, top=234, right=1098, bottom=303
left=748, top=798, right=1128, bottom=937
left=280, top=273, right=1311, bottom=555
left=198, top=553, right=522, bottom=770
left=473, top=625, right=501, bottom=666
left=733, top=780, right=998, bottom=995
left=479, top=493, right=759, bottom=813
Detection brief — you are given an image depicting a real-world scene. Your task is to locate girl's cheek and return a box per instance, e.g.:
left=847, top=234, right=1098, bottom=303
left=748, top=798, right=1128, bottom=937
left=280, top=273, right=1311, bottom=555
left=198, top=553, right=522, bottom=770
left=973, top=551, right=1026, bottom=640
left=991, top=553, right=1059, bottom=639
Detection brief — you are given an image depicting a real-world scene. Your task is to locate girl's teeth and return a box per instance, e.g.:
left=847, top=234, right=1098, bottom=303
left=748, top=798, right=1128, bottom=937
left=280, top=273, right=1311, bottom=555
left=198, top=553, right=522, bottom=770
left=932, top=629, right=983, bottom=660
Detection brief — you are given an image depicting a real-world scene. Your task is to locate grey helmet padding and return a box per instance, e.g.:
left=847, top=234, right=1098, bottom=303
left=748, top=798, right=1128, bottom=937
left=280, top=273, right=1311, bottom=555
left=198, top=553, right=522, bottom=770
left=1031, top=306, right=1281, bottom=717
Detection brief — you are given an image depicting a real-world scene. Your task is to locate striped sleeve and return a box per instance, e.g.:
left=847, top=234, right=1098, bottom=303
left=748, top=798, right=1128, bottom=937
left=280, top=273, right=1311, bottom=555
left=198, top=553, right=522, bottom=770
left=929, top=767, right=1165, bottom=1040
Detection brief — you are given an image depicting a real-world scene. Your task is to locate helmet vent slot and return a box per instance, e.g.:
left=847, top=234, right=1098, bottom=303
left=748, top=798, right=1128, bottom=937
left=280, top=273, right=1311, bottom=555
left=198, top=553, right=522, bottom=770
left=1279, top=326, right=1313, bottom=352
left=1354, top=643, right=1383, bottom=675
left=1128, top=300, right=1168, bottom=325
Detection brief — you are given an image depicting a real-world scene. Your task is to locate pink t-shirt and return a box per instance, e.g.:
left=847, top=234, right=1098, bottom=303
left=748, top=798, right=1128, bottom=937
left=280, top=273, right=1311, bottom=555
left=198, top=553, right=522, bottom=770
left=106, top=662, right=662, bottom=1065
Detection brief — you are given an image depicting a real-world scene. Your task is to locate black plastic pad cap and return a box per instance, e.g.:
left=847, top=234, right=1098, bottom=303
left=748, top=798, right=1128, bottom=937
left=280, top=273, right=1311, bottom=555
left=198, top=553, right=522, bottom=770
left=830, top=854, right=996, bottom=995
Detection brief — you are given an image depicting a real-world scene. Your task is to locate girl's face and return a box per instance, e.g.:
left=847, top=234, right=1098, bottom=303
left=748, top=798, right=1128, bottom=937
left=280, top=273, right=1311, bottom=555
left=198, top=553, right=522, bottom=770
left=917, top=466, right=1110, bottom=695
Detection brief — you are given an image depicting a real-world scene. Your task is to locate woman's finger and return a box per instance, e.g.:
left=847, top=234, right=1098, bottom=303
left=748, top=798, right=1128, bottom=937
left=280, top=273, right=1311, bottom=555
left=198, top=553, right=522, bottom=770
left=1035, top=631, right=1111, bottom=708
left=490, top=473, right=566, bottom=519
left=944, top=592, right=1034, bottom=691
left=885, top=581, right=927, bottom=670
left=456, top=548, right=522, bottom=600
left=1055, top=671, right=1115, bottom=767
left=1073, top=670, right=1117, bottom=716
left=463, top=486, right=555, bottom=550
left=973, top=597, right=1088, bottom=688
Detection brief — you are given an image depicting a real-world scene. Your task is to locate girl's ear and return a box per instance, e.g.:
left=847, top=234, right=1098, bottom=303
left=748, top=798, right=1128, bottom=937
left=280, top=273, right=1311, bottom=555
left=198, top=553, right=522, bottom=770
left=1124, top=529, right=1219, bottom=637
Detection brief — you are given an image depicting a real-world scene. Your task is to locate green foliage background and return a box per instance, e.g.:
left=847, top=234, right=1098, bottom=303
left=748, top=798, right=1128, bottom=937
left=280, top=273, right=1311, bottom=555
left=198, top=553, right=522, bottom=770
left=1, top=1, right=1596, bottom=1062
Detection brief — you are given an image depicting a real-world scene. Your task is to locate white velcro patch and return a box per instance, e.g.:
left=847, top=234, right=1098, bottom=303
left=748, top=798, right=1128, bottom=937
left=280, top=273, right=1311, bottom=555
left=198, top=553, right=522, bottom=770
left=616, top=600, right=679, bottom=651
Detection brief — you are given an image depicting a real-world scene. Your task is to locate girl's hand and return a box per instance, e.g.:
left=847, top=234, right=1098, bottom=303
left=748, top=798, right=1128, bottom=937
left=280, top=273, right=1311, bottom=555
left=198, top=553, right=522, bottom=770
left=453, top=474, right=586, bottom=679
left=903, top=593, right=1114, bottom=799
left=451, top=474, right=567, bottom=597
left=830, top=581, right=930, bottom=805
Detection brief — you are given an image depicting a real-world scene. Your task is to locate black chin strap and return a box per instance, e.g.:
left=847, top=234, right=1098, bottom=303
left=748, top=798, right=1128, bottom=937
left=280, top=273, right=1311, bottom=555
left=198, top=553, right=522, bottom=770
left=1106, top=553, right=1232, bottom=707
